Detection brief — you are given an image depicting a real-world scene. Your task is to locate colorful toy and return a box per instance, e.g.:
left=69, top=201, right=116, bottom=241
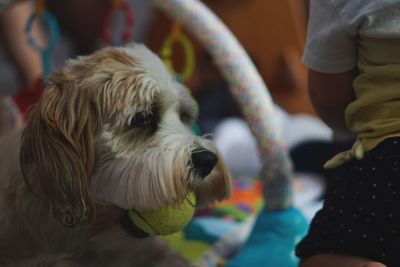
left=160, top=23, right=196, bottom=83
left=25, top=0, right=59, bottom=83
left=101, top=0, right=134, bottom=46
left=213, top=178, right=264, bottom=222
left=128, top=192, right=196, bottom=236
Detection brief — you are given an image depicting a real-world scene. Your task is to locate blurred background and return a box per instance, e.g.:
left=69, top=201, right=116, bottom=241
left=1, top=0, right=357, bottom=264
left=0, top=0, right=312, bottom=112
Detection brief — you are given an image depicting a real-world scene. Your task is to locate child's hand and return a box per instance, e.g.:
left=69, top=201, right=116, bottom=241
left=300, top=254, right=386, bottom=267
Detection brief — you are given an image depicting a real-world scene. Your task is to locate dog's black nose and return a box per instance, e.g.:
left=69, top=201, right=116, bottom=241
left=191, top=150, right=218, bottom=178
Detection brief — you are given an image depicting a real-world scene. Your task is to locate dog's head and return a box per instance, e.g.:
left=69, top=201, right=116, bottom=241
left=20, top=44, right=231, bottom=227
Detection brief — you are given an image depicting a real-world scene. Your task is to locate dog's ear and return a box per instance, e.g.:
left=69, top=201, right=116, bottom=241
left=20, top=76, right=101, bottom=227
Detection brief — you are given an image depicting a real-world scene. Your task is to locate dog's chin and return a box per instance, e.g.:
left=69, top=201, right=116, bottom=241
left=193, top=165, right=231, bottom=208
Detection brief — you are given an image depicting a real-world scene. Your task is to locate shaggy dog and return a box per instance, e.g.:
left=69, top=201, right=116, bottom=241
left=0, top=44, right=231, bottom=266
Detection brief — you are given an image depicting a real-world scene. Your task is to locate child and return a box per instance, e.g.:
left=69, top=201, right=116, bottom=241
left=296, top=1, right=400, bottom=267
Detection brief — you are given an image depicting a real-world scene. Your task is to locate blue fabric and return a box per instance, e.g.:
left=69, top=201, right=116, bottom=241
left=185, top=217, right=239, bottom=244
left=226, top=208, right=308, bottom=267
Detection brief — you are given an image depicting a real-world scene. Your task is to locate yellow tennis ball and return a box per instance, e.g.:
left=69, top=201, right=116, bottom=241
left=128, top=192, right=196, bottom=236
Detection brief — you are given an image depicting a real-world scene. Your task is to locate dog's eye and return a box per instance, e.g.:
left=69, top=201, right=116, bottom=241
left=180, top=112, right=191, bottom=124
left=180, top=111, right=195, bottom=125
left=129, top=112, right=155, bottom=128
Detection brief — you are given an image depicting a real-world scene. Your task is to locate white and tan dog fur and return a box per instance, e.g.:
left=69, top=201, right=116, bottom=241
left=0, top=44, right=231, bottom=266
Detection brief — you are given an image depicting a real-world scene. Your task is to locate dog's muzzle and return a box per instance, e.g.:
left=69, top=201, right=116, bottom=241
left=191, top=150, right=218, bottom=178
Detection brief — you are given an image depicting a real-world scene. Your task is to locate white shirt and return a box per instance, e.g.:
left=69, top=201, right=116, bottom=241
left=303, top=0, right=400, bottom=73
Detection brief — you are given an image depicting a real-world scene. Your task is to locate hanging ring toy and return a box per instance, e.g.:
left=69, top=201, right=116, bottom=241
left=25, top=0, right=60, bottom=82
left=102, top=0, right=134, bottom=46
left=160, top=25, right=195, bottom=83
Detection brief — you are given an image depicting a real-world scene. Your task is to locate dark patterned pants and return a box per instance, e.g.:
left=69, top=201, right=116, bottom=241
left=296, top=138, right=400, bottom=267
